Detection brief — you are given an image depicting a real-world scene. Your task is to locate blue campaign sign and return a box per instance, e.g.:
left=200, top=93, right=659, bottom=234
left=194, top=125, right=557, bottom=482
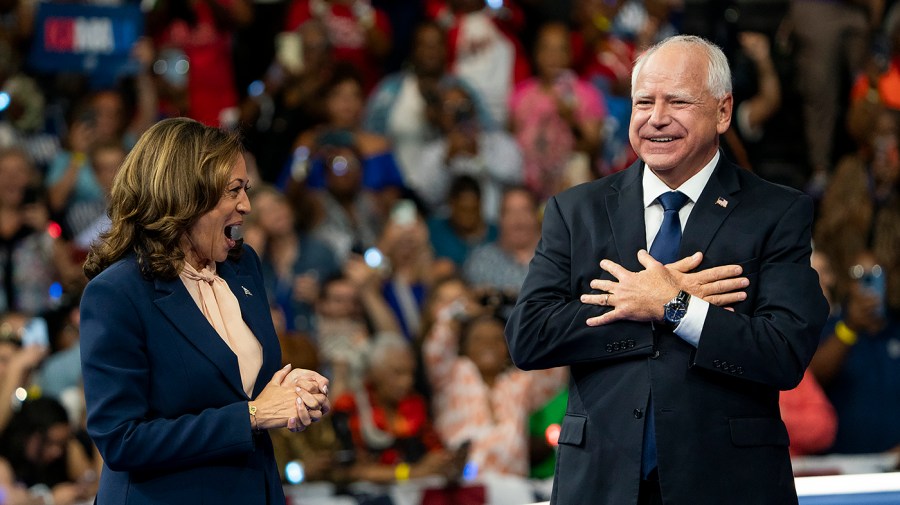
left=28, top=3, right=143, bottom=86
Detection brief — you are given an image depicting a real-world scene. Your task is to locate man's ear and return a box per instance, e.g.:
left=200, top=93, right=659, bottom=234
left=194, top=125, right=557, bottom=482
left=716, top=94, right=734, bottom=135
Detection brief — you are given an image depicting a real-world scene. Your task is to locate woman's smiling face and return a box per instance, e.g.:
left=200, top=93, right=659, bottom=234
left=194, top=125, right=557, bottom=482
left=182, top=156, right=251, bottom=268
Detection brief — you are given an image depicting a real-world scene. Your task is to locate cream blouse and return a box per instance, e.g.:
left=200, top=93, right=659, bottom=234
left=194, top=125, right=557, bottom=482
left=179, top=261, right=263, bottom=397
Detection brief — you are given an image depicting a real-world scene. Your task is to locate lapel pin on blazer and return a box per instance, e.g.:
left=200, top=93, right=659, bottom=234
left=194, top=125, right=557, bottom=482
left=242, top=286, right=252, bottom=296
left=715, top=197, right=728, bottom=208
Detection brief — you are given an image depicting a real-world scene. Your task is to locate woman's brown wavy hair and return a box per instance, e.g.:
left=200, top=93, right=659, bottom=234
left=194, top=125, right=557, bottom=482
left=83, top=118, right=243, bottom=280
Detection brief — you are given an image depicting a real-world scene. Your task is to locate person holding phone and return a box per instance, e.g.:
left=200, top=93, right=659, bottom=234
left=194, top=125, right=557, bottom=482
left=376, top=200, right=446, bottom=340
left=815, top=105, right=900, bottom=318
left=423, top=278, right=566, bottom=478
left=413, top=81, right=522, bottom=222
left=0, top=311, right=49, bottom=434
left=0, top=148, right=65, bottom=316
left=809, top=249, right=900, bottom=454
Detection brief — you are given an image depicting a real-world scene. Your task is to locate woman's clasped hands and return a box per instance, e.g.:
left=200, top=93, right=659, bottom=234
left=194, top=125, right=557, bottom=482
left=249, top=365, right=331, bottom=433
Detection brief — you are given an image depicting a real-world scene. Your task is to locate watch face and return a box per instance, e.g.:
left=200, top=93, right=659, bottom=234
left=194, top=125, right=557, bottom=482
left=664, top=294, right=689, bottom=324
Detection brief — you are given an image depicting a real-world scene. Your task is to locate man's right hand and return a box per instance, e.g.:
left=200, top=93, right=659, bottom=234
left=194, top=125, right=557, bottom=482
left=667, top=252, right=749, bottom=308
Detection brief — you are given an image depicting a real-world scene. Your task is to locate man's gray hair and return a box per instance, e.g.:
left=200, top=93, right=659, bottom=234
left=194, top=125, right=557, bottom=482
left=631, top=35, right=732, bottom=99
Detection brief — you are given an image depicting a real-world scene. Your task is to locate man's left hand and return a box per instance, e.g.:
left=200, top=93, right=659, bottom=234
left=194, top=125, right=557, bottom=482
left=668, top=252, right=748, bottom=306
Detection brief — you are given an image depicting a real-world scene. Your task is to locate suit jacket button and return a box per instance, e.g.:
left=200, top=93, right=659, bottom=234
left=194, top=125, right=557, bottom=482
left=633, top=409, right=643, bottom=419
left=713, top=359, right=721, bottom=367
left=650, top=350, right=660, bottom=359
left=606, top=344, right=613, bottom=353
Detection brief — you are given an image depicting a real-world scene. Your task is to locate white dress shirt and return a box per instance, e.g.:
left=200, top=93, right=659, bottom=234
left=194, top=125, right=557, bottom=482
left=641, top=151, right=720, bottom=347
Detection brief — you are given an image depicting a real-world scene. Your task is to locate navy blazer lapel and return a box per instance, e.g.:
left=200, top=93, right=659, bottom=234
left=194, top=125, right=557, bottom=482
left=153, top=277, right=247, bottom=398
left=216, top=259, right=279, bottom=399
left=607, top=161, right=648, bottom=271
left=680, top=157, right=742, bottom=257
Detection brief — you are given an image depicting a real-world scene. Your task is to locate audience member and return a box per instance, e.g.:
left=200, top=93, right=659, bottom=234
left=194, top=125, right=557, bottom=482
left=0, top=148, right=65, bottom=315
left=430, top=0, right=530, bottom=125
left=0, top=70, right=60, bottom=174
left=790, top=0, right=876, bottom=194
left=252, top=19, right=335, bottom=183
left=308, top=143, right=385, bottom=263
left=45, top=102, right=106, bottom=225
left=427, top=175, right=497, bottom=270
left=374, top=201, right=439, bottom=341
left=0, top=397, right=96, bottom=505
left=365, top=21, right=495, bottom=181
left=412, top=80, right=523, bottom=221
left=725, top=31, right=810, bottom=189
left=45, top=86, right=149, bottom=237
left=33, top=301, right=83, bottom=405
left=815, top=106, right=900, bottom=310
left=288, top=67, right=404, bottom=204
left=331, top=332, right=462, bottom=485
left=510, top=22, right=606, bottom=200
left=245, top=184, right=341, bottom=333
left=848, top=6, right=900, bottom=145
left=145, top=0, right=252, bottom=127
left=64, top=141, right=124, bottom=246
left=570, top=0, right=632, bottom=96
left=463, top=187, right=539, bottom=305
left=315, top=265, right=401, bottom=399
left=569, top=0, right=637, bottom=175
left=282, top=0, right=393, bottom=92
left=423, top=289, right=566, bottom=477
left=810, top=249, right=900, bottom=454
left=0, top=312, right=48, bottom=433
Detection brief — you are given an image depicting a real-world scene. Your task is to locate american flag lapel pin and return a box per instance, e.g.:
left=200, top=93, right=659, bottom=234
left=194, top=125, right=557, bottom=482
left=242, top=286, right=252, bottom=296
left=715, top=197, right=728, bottom=208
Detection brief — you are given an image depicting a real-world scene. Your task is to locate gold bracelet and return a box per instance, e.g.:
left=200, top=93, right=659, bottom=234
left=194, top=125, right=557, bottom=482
left=248, top=402, right=258, bottom=431
left=834, top=321, right=858, bottom=346
left=394, top=462, right=410, bottom=482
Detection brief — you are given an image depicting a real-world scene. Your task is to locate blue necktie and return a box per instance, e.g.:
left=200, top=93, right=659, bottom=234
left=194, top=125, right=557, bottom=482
left=649, top=191, right=690, bottom=264
left=642, top=190, right=689, bottom=478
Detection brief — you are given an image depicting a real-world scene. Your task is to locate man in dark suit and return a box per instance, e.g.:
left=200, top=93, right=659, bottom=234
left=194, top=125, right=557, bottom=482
left=505, top=35, right=828, bottom=504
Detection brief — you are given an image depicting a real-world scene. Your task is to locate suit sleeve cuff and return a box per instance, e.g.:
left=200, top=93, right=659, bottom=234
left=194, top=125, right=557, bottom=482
left=673, top=296, right=709, bottom=348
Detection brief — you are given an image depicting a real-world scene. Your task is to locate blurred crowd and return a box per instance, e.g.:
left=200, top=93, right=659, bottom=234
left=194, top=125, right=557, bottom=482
left=1, top=0, right=900, bottom=503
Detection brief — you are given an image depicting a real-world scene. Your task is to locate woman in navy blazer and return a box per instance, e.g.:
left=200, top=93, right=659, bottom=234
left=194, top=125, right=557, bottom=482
left=80, top=118, right=330, bottom=504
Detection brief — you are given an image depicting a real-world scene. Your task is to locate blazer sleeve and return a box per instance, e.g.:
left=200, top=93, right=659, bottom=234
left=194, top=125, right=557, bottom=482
left=80, top=274, right=257, bottom=473
left=691, top=193, right=828, bottom=390
left=505, top=195, right=654, bottom=370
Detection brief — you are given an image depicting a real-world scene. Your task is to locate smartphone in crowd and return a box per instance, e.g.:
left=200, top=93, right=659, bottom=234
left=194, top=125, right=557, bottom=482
left=21, top=317, right=49, bottom=348
left=860, top=265, right=887, bottom=318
